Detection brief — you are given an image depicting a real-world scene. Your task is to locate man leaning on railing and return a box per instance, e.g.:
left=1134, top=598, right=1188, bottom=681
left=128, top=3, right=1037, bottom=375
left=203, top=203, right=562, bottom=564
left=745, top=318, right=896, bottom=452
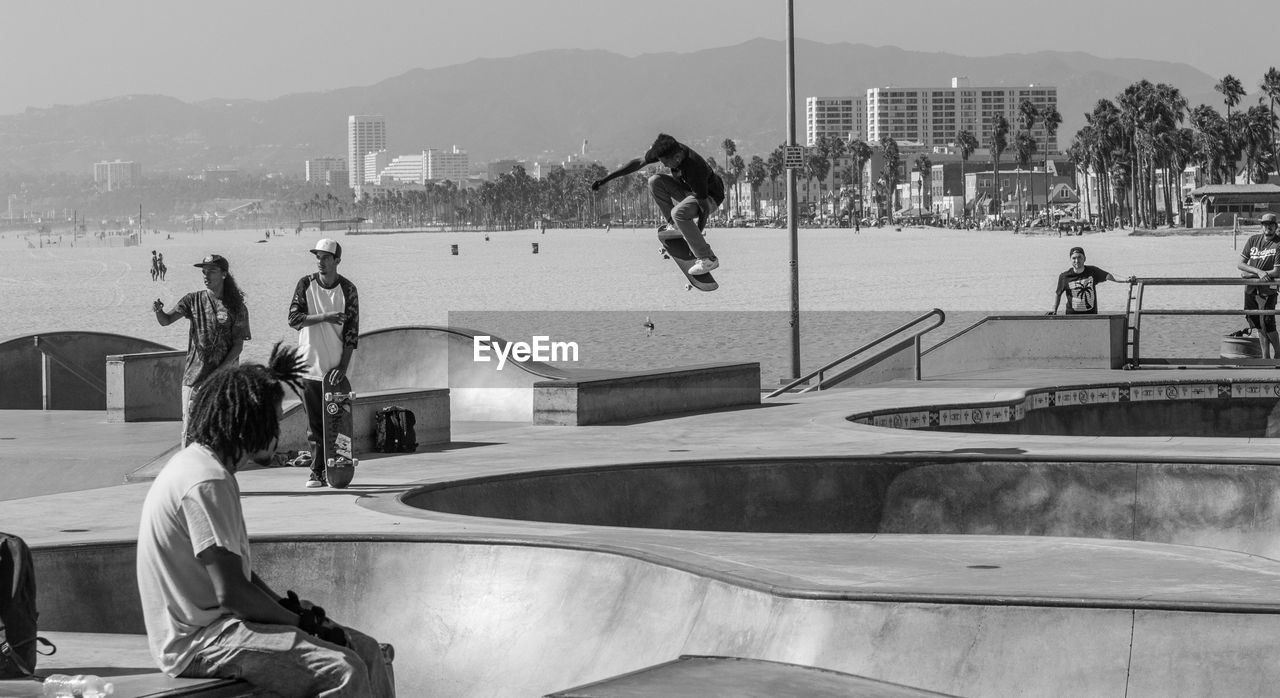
left=1236, top=213, right=1280, bottom=359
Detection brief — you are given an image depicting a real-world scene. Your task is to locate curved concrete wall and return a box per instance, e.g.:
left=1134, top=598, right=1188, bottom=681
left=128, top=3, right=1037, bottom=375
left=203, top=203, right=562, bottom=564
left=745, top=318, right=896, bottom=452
left=349, top=326, right=572, bottom=421
left=405, top=457, right=1280, bottom=559
left=30, top=538, right=1280, bottom=697
left=0, top=332, right=174, bottom=410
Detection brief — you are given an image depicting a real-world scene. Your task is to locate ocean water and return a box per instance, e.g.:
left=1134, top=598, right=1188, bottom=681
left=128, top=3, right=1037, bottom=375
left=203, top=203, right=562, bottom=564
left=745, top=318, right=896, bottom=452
left=0, top=225, right=1257, bottom=384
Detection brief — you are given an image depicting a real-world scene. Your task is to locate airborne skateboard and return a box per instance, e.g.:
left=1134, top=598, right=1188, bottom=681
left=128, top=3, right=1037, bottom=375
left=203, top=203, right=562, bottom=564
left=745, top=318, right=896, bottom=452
left=657, top=225, right=718, bottom=292
left=322, top=375, right=358, bottom=488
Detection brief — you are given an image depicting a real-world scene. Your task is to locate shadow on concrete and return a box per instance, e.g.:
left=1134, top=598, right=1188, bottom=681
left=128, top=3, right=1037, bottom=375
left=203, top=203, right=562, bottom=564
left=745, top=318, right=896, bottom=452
left=605, top=401, right=787, bottom=427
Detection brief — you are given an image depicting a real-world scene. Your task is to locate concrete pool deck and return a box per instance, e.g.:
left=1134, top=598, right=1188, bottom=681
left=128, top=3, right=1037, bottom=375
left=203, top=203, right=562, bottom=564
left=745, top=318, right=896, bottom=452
left=7, top=365, right=1280, bottom=695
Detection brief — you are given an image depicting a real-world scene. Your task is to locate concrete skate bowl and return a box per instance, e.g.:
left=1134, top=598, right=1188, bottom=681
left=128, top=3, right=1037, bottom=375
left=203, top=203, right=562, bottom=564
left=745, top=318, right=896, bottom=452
left=848, top=379, right=1280, bottom=437
left=33, top=535, right=1200, bottom=697
left=348, top=325, right=614, bottom=421
left=402, top=455, right=1280, bottom=557
left=0, top=331, right=173, bottom=409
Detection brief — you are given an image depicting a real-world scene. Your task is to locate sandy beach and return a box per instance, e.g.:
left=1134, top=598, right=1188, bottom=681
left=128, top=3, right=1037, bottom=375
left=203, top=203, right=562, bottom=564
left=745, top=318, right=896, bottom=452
left=1, top=224, right=1257, bottom=382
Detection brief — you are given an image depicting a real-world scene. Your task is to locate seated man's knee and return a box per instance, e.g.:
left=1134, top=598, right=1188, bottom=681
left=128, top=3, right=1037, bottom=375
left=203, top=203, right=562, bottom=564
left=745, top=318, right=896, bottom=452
left=646, top=174, right=666, bottom=193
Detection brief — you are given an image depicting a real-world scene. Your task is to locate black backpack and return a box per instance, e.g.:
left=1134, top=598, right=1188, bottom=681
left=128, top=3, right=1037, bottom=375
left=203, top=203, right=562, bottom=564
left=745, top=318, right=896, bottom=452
left=374, top=406, right=417, bottom=453
left=1, top=532, right=55, bottom=678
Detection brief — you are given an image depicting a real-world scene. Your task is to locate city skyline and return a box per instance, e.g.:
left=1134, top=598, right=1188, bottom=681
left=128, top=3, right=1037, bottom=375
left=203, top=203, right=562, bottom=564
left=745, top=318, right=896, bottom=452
left=3, top=0, right=1278, bottom=117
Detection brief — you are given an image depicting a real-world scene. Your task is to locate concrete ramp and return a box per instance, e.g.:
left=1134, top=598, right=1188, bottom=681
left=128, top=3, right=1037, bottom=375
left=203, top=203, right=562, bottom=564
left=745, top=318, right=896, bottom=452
left=349, top=326, right=613, bottom=421
left=547, top=655, right=956, bottom=697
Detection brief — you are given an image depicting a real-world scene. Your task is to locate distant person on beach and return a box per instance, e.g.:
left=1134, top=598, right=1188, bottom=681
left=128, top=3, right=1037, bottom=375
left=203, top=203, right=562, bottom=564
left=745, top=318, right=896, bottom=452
left=1236, top=213, right=1280, bottom=358
left=136, top=345, right=394, bottom=697
left=1048, top=247, right=1128, bottom=315
left=157, top=252, right=167, bottom=280
left=151, top=250, right=159, bottom=281
left=153, top=254, right=251, bottom=445
left=590, top=133, right=725, bottom=275
left=288, top=238, right=360, bottom=489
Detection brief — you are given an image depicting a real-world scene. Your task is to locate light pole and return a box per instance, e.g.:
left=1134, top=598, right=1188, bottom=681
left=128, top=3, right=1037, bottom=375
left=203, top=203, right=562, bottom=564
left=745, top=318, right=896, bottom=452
left=785, top=0, right=800, bottom=380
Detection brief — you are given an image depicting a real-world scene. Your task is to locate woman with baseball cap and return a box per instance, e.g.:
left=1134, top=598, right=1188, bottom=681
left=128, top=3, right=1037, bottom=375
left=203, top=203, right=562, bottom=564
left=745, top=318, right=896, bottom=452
left=153, top=253, right=252, bottom=444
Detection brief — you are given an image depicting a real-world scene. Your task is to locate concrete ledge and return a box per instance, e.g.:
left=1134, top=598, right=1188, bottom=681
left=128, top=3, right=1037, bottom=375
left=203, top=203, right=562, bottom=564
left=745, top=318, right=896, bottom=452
left=105, top=350, right=185, bottom=422
left=0, top=631, right=264, bottom=697
left=533, top=363, right=760, bottom=426
left=350, top=388, right=450, bottom=452
left=924, top=314, right=1127, bottom=374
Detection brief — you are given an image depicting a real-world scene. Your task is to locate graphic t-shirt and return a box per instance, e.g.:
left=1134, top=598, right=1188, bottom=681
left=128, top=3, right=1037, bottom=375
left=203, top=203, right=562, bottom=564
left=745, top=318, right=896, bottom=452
left=1241, top=233, right=1280, bottom=296
left=174, top=290, right=251, bottom=386
left=1056, top=265, right=1111, bottom=314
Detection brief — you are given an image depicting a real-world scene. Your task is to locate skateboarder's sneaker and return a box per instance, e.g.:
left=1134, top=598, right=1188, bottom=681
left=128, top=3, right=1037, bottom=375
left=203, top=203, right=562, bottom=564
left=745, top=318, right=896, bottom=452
left=689, top=257, right=719, bottom=274
left=306, top=472, right=327, bottom=488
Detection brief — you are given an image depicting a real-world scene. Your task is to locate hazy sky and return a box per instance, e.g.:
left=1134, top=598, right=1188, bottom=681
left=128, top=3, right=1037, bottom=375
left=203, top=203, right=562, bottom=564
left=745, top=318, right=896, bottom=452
left=4, top=0, right=1277, bottom=115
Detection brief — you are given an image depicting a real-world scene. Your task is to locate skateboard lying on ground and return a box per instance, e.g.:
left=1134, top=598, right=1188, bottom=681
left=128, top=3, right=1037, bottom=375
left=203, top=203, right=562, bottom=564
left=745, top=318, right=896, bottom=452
left=657, top=225, right=718, bottom=292
left=323, top=375, right=358, bottom=488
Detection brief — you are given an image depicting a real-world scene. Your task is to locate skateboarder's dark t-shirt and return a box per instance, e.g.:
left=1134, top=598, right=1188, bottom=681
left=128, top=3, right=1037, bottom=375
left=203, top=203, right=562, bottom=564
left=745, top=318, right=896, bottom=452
left=643, top=142, right=725, bottom=205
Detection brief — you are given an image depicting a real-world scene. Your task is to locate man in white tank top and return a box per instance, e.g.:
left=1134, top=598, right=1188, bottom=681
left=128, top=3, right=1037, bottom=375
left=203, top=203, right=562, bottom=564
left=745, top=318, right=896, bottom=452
left=287, top=238, right=360, bottom=488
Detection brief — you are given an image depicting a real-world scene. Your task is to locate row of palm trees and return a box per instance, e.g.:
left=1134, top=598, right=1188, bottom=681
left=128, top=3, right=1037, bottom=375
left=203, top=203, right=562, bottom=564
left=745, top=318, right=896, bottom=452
left=1068, top=70, right=1280, bottom=228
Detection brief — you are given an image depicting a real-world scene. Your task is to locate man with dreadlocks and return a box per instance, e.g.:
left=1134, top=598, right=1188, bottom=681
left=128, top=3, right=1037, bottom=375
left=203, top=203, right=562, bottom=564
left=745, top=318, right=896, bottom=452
left=153, top=253, right=251, bottom=444
left=136, top=344, right=394, bottom=697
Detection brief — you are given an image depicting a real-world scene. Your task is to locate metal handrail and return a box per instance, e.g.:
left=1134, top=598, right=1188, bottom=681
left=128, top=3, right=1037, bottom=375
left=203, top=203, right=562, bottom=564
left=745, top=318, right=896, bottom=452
left=32, top=335, right=107, bottom=410
left=766, top=309, right=946, bottom=398
left=1126, top=277, right=1280, bottom=368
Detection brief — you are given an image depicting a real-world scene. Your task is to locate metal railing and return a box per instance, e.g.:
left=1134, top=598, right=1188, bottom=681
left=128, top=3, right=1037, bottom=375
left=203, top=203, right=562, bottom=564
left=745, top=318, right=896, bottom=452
left=1126, top=277, right=1280, bottom=367
left=766, top=309, right=946, bottom=397
left=32, top=335, right=107, bottom=410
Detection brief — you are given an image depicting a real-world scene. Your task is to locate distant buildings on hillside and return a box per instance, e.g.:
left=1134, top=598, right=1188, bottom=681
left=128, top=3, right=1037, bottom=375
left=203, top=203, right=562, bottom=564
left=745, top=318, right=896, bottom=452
left=347, top=115, right=386, bottom=189
left=93, top=160, right=141, bottom=191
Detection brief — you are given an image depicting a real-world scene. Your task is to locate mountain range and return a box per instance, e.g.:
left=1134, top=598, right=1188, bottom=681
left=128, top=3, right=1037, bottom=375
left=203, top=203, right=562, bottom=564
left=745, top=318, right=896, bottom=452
left=0, top=38, right=1232, bottom=176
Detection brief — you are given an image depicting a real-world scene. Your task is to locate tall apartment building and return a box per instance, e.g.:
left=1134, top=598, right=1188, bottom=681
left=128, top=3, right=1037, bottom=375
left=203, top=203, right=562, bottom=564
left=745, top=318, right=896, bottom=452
left=426, top=146, right=469, bottom=183
left=305, top=157, right=346, bottom=185
left=866, top=78, right=1058, bottom=153
left=805, top=97, right=866, bottom=146
left=347, top=115, right=387, bottom=189
left=93, top=160, right=141, bottom=191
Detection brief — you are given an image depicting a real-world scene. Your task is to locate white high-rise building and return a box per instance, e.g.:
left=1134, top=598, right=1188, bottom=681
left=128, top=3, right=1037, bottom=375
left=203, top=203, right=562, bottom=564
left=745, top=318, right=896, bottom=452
left=93, top=160, right=141, bottom=191
left=426, top=146, right=469, bottom=183
left=347, top=115, right=386, bottom=189
left=380, top=153, right=427, bottom=184
left=363, top=150, right=391, bottom=185
left=866, top=78, right=1058, bottom=152
left=805, top=97, right=866, bottom=146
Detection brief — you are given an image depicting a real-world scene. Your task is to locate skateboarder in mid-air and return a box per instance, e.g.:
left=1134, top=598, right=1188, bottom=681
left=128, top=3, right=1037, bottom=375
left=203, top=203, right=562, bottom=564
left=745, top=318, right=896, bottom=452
left=591, top=133, right=725, bottom=274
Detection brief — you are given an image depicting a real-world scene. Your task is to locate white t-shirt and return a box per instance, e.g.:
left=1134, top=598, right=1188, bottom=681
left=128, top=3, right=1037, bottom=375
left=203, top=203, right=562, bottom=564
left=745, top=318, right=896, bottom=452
left=137, top=444, right=251, bottom=675
left=297, top=279, right=347, bottom=380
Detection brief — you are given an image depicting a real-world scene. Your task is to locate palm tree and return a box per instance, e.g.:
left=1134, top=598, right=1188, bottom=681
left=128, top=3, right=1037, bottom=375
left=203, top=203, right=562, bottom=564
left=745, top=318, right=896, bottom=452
left=746, top=155, right=767, bottom=219
left=880, top=137, right=900, bottom=224
left=1262, top=67, right=1280, bottom=179
left=990, top=115, right=1010, bottom=219
left=1040, top=105, right=1062, bottom=225
left=767, top=145, right=785, bottom=219
left=914, top=153, right=932, bottom=217
left=1216, top=74, right=1246, bottom=117
left=1016, top=99, right=1040, bottom=226
left=1013, top=132, right=1038, bottom=226
left=955, top=130, right=979, bottom=224
left=847, top=139, right=873, bottom=227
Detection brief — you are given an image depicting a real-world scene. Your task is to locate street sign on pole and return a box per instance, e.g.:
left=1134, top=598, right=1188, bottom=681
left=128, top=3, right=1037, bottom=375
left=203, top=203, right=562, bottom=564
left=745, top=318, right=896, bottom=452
left=783, top=145, right=805, bottom=169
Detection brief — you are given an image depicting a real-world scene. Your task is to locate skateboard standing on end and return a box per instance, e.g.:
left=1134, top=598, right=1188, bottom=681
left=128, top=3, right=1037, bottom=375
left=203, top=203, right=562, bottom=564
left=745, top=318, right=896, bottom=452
left=322, top=374, right=358, bottom=488
left=658, top=224, right=718, bottom=292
